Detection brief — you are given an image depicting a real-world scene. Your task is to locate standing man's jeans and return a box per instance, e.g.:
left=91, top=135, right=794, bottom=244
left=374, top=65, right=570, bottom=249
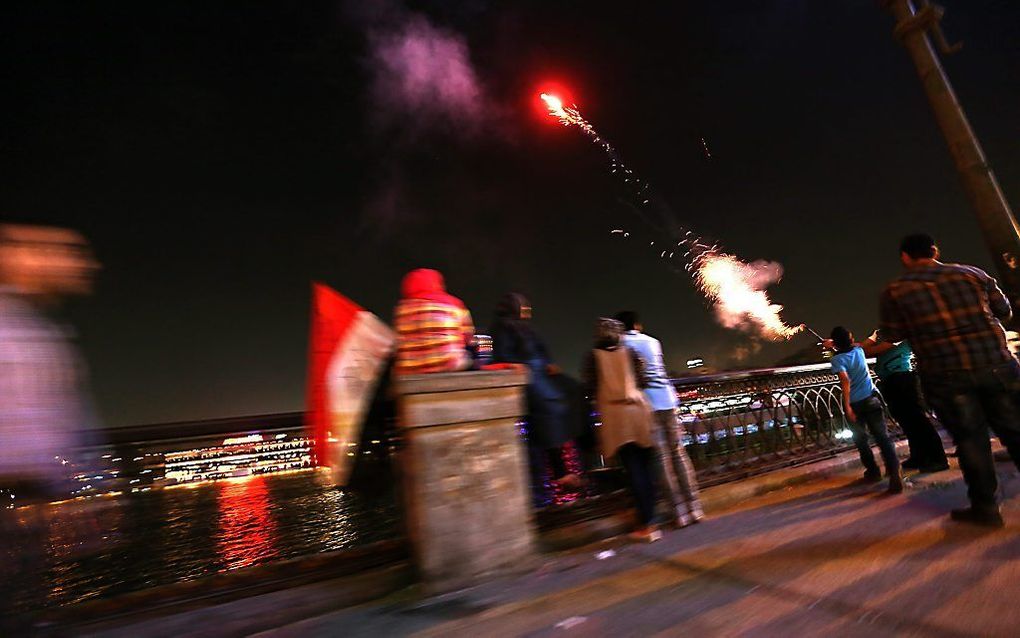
left=849, top=394, right=900, bottom=476
left=879, top=372, right=947, bottom=468
left=651, top=409, right=703, bottom=525
left=921, top=362, right=1020, bottom=508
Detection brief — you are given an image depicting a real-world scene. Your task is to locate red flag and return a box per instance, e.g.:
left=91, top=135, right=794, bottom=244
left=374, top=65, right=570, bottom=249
left=306, top=283, right=395, bottom=486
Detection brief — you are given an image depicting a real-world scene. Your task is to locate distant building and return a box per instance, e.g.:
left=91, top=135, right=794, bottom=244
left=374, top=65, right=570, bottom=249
left=163, top=433, right=313, bottom=485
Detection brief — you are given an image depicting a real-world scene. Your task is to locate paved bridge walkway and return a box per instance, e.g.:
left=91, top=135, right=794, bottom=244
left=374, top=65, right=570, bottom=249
left=271, top=463, right=1020, bottom=638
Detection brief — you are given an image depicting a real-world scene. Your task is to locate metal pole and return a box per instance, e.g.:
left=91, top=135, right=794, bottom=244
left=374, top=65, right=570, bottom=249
left=883, top=0, right=1020, bottom=307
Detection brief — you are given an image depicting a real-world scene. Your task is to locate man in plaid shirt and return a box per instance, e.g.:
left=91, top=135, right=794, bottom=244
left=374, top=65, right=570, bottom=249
left=880, top=233, right=1020, bottom=527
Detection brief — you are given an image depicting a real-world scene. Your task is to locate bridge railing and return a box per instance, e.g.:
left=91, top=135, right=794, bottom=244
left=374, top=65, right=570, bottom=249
left=672, top=362, right=896, bottom=486
left=74, top=362, right=895, bottom=493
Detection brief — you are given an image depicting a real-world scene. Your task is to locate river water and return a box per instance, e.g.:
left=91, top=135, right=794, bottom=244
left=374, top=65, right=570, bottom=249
left=3, top=468, right=398, bottom=615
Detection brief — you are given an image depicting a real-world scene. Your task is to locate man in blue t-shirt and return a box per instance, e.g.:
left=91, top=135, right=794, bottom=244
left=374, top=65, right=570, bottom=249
left=859, top=334, right=948, bottom=472
left=828, top=326, right=903, bottom=493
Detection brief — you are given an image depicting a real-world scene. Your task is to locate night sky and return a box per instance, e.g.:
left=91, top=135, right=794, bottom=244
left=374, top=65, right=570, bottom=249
left=3, top=1, right=1019, bottom=427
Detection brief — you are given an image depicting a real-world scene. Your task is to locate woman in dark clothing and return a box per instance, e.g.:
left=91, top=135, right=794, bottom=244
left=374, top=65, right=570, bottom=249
left=490, top=293, right=581, bottom=500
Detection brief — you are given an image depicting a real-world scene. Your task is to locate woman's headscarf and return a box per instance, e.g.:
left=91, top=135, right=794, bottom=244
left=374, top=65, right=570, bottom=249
left=399, top=268, right=465, bottom=308
left=494, top=292, right=529, bottom=321
left=490, top=292, right=536, bottom=361
left=594, top=317, right=624, bottom=349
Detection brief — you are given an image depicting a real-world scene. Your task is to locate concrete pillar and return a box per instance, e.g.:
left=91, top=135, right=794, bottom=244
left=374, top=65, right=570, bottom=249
left=393, top=368, right=536, bottom=593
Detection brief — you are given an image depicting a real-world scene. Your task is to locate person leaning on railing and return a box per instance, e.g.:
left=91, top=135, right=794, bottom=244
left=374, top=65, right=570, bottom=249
left=825, top=327, right=904, bottom=495
left=616, top=310, right=703, bottom=528
left=581, top=317, right=661, bottom=543
left=490, top=292, right=584, bottom=503
left=856, top=331, right=949, bottom=473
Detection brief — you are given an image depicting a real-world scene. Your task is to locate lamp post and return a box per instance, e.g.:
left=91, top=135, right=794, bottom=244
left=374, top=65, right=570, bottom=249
left=882, top=0, right=1020, bottom=308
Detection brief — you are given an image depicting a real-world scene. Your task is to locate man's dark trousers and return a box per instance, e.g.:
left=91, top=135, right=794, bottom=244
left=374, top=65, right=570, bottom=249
left=922, top=362, right=1020, bottom=508
left=879, top=371, right=947, bottom=467
left=849, top=394, right=900, bottom=476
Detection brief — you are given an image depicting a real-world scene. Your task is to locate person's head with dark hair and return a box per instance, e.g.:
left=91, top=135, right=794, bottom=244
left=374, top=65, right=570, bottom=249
left=614, top=311, right=640, bottom=332
left=594, top=317, right=623, bottom=349
left=494, top=292, right=531, bottom=321
left=899, top=233, right=940, bottom=267
left=490, top=292, right=536, bottom=354
left=830, top=326, right=855, bottom=353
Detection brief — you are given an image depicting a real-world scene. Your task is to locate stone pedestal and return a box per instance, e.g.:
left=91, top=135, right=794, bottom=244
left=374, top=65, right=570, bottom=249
left=393, top=368, right=536, bottom=593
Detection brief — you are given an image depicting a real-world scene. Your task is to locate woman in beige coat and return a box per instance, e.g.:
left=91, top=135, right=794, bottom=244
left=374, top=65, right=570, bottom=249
left=582, top=318, right=660, bottom=542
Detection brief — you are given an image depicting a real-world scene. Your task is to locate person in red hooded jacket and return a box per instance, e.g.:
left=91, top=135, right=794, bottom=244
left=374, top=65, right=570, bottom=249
left=393, top=268, right=475, bottom=375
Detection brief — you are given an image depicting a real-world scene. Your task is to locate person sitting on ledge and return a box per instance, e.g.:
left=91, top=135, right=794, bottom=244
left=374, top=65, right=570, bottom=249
left=393, top=268, right=475, bottom=375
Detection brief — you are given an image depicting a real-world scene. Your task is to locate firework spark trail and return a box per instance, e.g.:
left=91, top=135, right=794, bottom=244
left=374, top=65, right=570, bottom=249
left=540, top=94, right=605, bottom=148
left=542, top=93, right=803, bottom=341
left=700, top=137, right=712, bottom=160
left=541, top=94, right=655, bottom=221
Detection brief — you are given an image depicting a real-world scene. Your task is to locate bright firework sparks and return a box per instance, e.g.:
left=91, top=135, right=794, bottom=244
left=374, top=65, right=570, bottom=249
left=540, top=93, right=610, bottom=152
left=540, top=93, right=652, bottom=218
left=541, top=91, right=804, bottom=341
left=694, top=251, right=804, bottom=340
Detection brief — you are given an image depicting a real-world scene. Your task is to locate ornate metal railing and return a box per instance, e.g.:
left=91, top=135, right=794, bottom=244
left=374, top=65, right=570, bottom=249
left=77, top=363, right=893, bottom=493
left=673, top=362, right=897, bottom=486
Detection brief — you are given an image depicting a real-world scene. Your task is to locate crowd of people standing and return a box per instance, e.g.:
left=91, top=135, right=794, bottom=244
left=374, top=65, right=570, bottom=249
left=826, top=233, right=1020, bottom=527
left=394, top=230, right=1020, bottom=535
left=392, top=268, right=704, bottom=541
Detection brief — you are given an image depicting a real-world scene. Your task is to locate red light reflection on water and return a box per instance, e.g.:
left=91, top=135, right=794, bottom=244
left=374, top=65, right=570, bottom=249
left=215, top=476, right=277, bottom=571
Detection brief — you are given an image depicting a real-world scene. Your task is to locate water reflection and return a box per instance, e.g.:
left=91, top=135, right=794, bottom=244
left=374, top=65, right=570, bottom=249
left=4, top=468, right=397, bottom=617
left=216, top=476, right=276, bottom=571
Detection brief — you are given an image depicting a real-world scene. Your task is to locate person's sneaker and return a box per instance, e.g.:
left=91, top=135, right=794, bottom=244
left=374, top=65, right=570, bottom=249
left=950, top=506, right=1005, bottom=528
left=901, top=457, right=920, bottom=470
left=918, top=462, right=950, bottom=473
left=863, top=469, right=883, bottom=483
left=689, top=506, right=705, bottom=523
left=673, top=511, right=692, bottom=529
